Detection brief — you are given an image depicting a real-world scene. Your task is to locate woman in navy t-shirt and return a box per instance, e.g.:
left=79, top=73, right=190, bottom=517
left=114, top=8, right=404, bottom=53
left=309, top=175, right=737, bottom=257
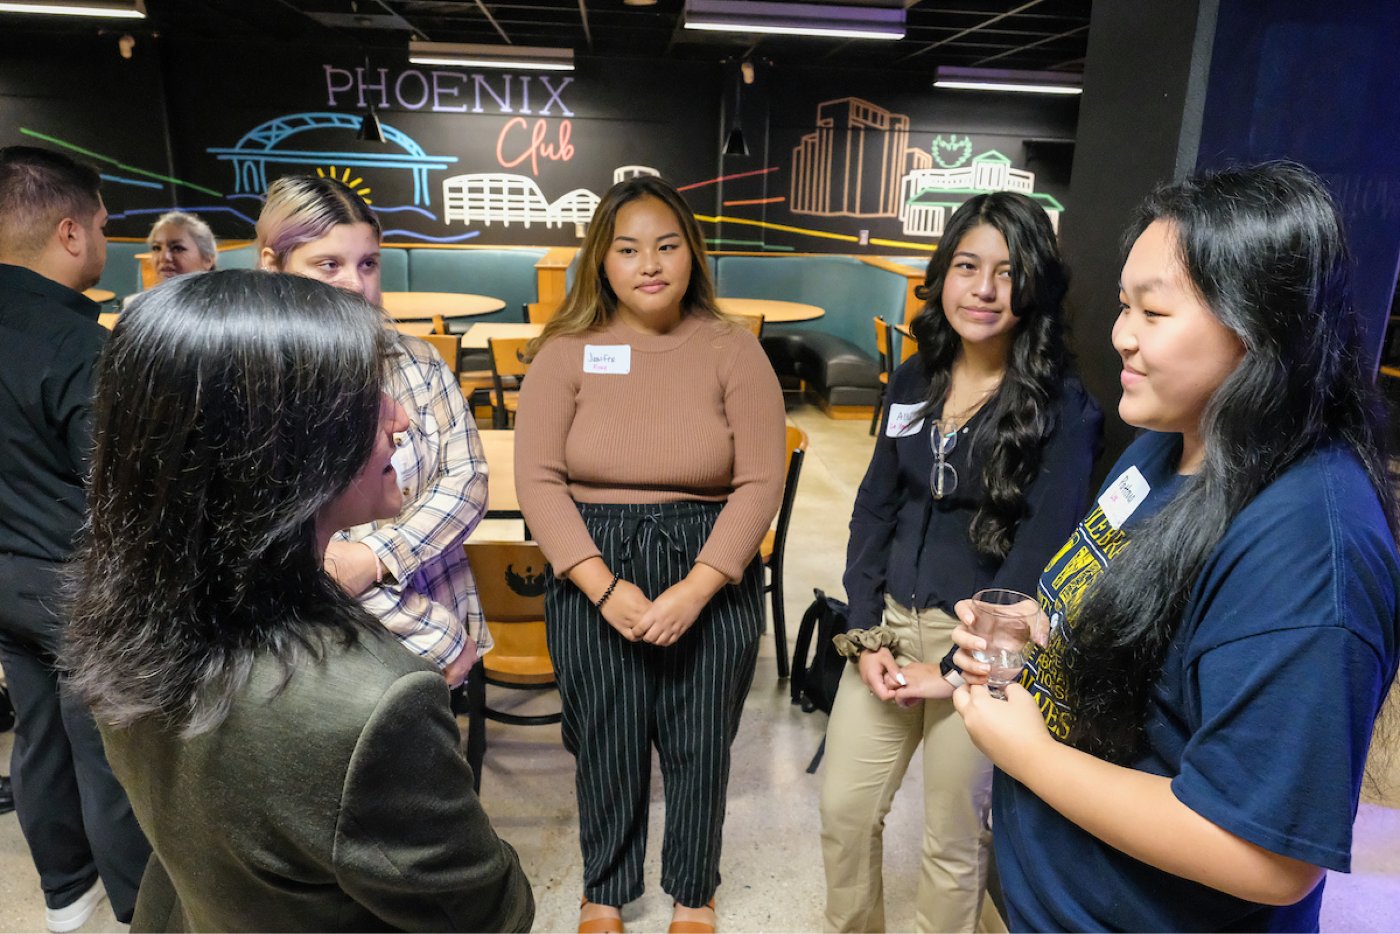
left=926, top=162, right=1400, bottom=931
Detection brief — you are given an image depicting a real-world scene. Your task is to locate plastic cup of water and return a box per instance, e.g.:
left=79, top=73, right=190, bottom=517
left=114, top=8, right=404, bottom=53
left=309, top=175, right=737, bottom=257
left=969, top=588, right=1037, bottom=699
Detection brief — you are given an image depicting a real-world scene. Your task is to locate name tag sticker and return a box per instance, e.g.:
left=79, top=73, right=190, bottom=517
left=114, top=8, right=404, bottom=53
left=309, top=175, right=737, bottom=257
left=583, top=344, right=631, bottom=375
left=1098, top=465, right=1150, bottom=529
left=885, top=403, right=926, bottom=438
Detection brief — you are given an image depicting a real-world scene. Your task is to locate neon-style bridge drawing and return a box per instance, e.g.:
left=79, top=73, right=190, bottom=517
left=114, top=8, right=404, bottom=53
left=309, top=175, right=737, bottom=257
left=207, top=113, right=457, bottom=207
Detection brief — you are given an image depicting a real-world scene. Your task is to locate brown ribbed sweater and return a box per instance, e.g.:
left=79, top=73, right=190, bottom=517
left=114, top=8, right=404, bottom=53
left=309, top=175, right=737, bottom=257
left=514, top=313, right=786, bottom=582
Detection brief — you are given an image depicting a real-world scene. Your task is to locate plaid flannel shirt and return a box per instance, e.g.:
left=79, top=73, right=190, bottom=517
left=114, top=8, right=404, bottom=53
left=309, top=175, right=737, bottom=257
left=335, top=333, right=491, bottom=666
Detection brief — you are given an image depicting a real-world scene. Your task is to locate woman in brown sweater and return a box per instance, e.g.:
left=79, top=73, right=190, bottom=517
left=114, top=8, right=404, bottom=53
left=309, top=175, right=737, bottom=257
left=515, top=176, right=785, bottom=934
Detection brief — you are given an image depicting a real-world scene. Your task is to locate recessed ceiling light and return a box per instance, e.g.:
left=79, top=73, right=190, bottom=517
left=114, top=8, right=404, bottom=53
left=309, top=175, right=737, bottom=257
left=0, top=0, right=144, bottom=16
left=934, top=66, right=1082, bottom=95
left=408, top=41, right=575, bottom=72
left=684, top=0, right=904, bottom=41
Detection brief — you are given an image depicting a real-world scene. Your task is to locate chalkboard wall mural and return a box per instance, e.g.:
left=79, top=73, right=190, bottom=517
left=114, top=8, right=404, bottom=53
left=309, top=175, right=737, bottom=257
left=705, top=65, right=1078, bottom=254
left=0, top=34, right=1078, bottom=256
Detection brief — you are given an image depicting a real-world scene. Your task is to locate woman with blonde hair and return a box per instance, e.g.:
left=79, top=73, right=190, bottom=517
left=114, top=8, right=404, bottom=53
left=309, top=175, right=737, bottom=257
left=146, top=210, right=216, bottom=281
left=256, top=175, right=488, bottom=693
left=516, top=175, right=786, bottom=934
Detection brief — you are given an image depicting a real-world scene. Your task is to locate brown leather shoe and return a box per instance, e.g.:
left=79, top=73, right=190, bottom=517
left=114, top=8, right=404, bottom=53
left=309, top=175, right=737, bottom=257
left=578, top=898, right=624, bottom=934
left=667, top=899, right=716, bottom=934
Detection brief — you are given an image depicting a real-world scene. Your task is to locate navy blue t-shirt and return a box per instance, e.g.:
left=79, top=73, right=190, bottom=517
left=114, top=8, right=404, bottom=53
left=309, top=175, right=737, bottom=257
left=996, top=431, right=1400, bottom=932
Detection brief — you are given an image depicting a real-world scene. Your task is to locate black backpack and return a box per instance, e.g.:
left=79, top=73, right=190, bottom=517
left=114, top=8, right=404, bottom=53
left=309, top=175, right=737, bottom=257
left=790, top=589, right=849, bottom=771
left=791, top=589, right=848, bottom=713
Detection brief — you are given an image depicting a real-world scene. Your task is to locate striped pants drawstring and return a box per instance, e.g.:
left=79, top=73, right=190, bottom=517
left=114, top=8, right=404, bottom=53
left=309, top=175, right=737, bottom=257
left=546, top=501, right=763, bottom=908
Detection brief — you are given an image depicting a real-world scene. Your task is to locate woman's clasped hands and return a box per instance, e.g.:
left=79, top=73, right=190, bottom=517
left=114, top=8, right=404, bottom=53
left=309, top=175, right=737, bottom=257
left=578, top=558, right=726, bottom=647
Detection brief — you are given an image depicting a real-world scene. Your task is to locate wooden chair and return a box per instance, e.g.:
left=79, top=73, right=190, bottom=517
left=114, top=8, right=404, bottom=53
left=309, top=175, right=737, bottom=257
left=419, top=332, right=460, bottom=374
left=460, top=541, right=560, bottom=793
left=522, top=301, right=560, bottom=324
left=734, top=313, right=764, bottom=339
left=871, top=317, right=895, bottom=435
left=898, top=322, right=919, bottom=363
left=392, top=320, right=436, bottom=338
left=488, top=337, right=532, bottom=429
left=761, top=424, right=808, bottom=679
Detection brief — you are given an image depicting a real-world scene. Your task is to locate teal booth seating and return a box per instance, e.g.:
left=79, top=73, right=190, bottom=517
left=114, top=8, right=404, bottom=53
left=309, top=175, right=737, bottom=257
left=93, top=241, right=148, bottom=304
left=713, top=255, right=907, bottom=414
left=215, top=244, right=543, bottom=332
left=216, top=244, right=259, bottom=270
left=402, top=247, right=547, bottom=330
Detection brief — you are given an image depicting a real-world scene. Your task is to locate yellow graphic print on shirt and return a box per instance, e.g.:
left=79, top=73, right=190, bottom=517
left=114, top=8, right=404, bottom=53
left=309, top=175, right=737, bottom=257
left=1020, top=503, right=1133, bottom=740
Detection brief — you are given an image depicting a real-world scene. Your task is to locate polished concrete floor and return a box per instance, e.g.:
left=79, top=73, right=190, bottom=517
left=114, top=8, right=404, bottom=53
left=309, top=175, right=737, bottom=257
left=1, top=404, right=1398, bottom=932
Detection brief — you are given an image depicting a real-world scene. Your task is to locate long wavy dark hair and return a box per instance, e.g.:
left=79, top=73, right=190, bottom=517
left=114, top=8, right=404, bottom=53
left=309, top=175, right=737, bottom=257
left=909, top=191, right=1073, bottom=558
left=1063, top=162, right=1398, bottom=763
left=65, top=270, right=392, bottom=737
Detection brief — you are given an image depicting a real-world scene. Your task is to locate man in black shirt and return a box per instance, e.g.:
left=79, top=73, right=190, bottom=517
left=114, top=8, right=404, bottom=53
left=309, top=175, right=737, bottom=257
left=0, top=146, right=149, bottom=932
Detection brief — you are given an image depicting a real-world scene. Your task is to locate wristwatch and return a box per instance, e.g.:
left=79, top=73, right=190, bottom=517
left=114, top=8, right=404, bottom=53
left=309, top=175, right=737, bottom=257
left=939, top=647, right=965, bottom=688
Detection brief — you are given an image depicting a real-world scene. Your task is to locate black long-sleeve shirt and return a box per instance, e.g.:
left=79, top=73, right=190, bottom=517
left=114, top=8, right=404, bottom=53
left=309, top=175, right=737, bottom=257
left=843, top=356, right=1103, bottom=631
left=0, top=263, right=107, bottom=563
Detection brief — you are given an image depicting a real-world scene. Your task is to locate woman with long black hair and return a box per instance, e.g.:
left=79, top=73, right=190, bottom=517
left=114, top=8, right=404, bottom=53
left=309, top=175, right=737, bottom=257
left=64, top=270, right=533, bottom=931
left=946, top=162, right=1400, bottom=930
left=821, top=191, right=1102, bottom=932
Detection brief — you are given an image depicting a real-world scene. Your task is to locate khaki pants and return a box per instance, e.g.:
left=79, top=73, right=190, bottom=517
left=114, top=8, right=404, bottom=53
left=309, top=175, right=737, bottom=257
left=819, top=596, right=1001, bottom=933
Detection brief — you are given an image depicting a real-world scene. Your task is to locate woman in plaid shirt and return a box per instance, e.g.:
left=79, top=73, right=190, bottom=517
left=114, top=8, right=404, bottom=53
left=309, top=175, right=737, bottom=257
left=256, top=175, right=489, bottom=689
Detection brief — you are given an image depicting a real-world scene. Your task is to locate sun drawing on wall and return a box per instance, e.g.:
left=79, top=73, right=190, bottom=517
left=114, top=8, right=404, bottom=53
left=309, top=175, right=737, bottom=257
left=316, top=166, right=373, bottom=204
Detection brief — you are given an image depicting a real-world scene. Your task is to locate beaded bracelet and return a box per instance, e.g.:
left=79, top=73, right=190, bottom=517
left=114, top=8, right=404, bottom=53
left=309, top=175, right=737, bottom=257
left=595, top=572, right=621, bottom=610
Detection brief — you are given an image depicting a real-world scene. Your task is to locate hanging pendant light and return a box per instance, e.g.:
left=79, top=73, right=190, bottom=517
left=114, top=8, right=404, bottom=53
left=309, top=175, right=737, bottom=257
left=357, top=106, right=385, bottom=143
left=723, top=126, right=749, bottom=157
left=722, top=60, right=749, bottom=158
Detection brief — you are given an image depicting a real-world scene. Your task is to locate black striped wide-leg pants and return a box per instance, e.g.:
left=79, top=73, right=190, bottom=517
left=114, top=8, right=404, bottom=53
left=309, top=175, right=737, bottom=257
left=546, top=502, right=763, bottom=909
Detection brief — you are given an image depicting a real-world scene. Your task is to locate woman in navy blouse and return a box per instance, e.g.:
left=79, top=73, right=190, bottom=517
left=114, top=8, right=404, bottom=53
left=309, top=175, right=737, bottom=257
left=820, top=191, right=1102, bottom=932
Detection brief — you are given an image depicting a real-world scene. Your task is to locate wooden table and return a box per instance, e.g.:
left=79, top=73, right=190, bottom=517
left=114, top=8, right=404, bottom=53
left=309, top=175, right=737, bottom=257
left=461, top=322, right=544, bottom=351
left=83, top=288, right=115, bottom=303
left=478, top=429, right=519, bottom=518
left=717, top=297, right=825, bottom=323
left=381, top=291, right=506, bottom=322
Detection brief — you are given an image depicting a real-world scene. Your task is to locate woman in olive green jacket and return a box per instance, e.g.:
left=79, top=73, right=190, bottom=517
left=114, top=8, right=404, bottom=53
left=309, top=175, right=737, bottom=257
left=64, top=270, right=535, bottom=932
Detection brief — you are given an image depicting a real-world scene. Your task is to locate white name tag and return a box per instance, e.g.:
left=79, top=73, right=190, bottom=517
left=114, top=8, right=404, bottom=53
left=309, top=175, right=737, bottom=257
left=583, top=344, right=631, bottom=375
left=1098, top=465, right=1150, bottom=529
left=885, top=402, right=925, bottom=438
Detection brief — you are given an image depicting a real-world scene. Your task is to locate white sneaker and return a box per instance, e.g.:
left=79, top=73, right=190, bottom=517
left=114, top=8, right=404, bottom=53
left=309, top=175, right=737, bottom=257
left=45, top=879, right=107, bottom=933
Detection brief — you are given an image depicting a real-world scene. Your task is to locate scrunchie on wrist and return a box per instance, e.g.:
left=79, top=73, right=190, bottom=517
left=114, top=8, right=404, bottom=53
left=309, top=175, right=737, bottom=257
left=832, top=625, right=900, bottom=662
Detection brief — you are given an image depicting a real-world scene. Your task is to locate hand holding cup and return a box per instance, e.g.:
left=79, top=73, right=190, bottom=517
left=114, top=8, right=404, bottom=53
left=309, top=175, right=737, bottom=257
left=965, top=588, right=1038, bottom=700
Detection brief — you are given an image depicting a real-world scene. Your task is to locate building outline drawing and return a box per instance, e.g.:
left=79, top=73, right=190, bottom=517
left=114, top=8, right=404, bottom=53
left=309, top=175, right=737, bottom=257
left=790, top=97, right=909, bottom=218
left=900, top=149, right=1064, bottom=237
left=441, top=172, right=604, bottom=231
left=207, top=112, right=457, bottom=207
left=613, top=165, right=660, bottom=184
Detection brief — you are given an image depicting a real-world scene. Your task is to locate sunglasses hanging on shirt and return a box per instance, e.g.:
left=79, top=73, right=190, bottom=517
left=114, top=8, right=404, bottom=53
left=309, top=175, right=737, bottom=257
left=930, top=421, right=958, bottom=499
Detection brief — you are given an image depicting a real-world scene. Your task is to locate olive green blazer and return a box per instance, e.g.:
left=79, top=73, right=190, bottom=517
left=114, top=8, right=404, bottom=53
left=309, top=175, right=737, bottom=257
left=100, top=627, right=534, bottom=932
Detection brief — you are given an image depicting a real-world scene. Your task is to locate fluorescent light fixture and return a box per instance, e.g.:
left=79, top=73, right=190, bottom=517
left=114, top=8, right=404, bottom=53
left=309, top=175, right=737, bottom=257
left=934, top=66, right=1082, bottom=95
left=0, top=0, right=144, bottom=15
left=408, top=41, right=574, bottom=72
left=684, top=0, right=904, bottom=41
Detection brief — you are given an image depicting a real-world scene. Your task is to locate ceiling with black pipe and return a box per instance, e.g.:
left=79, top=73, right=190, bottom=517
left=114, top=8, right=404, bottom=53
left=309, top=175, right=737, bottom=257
left=6, top=0, right=1091, bottom=75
